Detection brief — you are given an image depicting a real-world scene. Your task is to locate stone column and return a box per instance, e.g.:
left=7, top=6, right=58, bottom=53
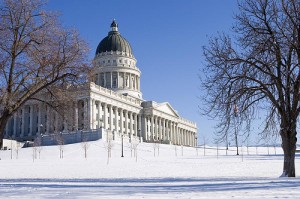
left=83, top=99, right=88, bottom=130
left=129, top=111, right=133, bottom=140
left=124, top=110, right=128, bottom=135
left=181, top=129, right=185, bottom=145
left=37, top=104, right=42, bottom=134
left=189, top=131, right=191, bottom=146
left=184, top=129, right=187, bottom=146
left=186, top=130, right=189, bottom=146
left=170, top=122, right=173, bottom=143
left=13, top=114, right=17, bottom=138
left=150, top=116, right=154, bottom=140
left=91, top=98, right=95, bottom=129
left=74, top=101, right=78, bottom=131
left=29, top=105, right=34, bottom=136
left=129, top=73, right=132, bottom=89
left=135, top=76, right=138, bottom=91
left=154, top=116, right=160, bottom=140
left=46, top=106, right=50, bottom=134
left=162, top=119, right=165, bottom=141
left=20, top=107, right=25, bottom=137
left=173, top=122, right=178, bottom=144
left=103, top=103, right=108, bottom=129
left=175, top=124, right=178, bottom=145
left=109, top=105, right=113, bottom=130
left=117, top=72, right=120, bottom=88
left=193, top=132, right=195, bottom=146
left=96, top=101, right=100, bottom=128
left=138, top=114, right=142, bottom=137
left=120, top=108, right=123, bottom=134
left=158, top=118, right=161, bottom=141
left=134, top=113, right=138, bottom=137
left=115, top=108, right=119, bottom=134
left=171, top=122, right=175, bottom=144
left=166, top=120, right=169, bottom=141
left=123, top=72, right=126, bottom=88
left=143, top=116, right=147, bottom=141
left=99, top=102, right=103, bottom=128
left=178, top=127, right=182, bottom=145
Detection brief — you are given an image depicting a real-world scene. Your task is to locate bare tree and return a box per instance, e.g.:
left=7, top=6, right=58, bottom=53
left=55, top=132, right=64, bottom=159
left=202, top=0, right=300, bottom=177
left=81, top=133, right=90, bottom=159
left=32, top=143, right=37, bottom=162
left=153, top=142, right=159, bottom=157
left=0, top=0, right=89, bottom=148
left=104, top=137, right=113, bottom=164
left=131, top=138, right=139, bottom=162
left=34, top=136, right=42, bottom=159
left=128, top=142, right=133, bottom=157
left=15, top=141, right=20, bottom=159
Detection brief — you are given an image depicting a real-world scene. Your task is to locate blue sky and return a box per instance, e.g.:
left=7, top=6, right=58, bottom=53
left=45, top=0, right=239, bottom=145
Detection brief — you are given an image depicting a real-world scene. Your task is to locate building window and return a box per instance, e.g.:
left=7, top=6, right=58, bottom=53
left=112, top=73, right=118, bottom=88
left=132, top=76, right=135, bottom=89
left=125, top=75, right=129, bottom=87
left=119, top=59, right=122, bottom=63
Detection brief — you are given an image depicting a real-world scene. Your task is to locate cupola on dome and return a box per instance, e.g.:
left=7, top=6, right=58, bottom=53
left=96, top=20, right=133, bottom=56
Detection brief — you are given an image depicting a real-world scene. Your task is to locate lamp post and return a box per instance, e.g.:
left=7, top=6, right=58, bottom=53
left=121, top=132, right=124, bottom=157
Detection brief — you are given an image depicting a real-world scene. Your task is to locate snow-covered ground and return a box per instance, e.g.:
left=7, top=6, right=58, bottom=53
left=0, top=139, right=299, bottom=198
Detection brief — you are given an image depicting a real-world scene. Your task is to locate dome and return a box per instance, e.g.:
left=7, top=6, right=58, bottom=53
left=96, top=20, right=133, bottom=56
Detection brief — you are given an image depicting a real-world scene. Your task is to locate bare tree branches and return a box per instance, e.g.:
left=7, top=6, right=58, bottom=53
left=201, top=0, right=300, bottom=177
left=0, top=0, right=89, bottom=148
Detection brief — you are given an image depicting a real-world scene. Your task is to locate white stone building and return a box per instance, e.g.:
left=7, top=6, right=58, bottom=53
left=4, top=20, right=198, bottom=146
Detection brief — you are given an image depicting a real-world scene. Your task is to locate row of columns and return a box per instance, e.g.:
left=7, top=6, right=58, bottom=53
left=4, top=99, right=197, bottom=147
left=96, top=72, right=140, bottom=91
left=80, top=98, right=142, bottom=138
left=144, top=115, right=196, bottom=147
left=4, top=103, right=62, bottom=139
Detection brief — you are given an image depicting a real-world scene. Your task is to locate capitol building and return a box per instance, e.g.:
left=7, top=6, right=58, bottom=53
left=4, top=20, right=198, bottom=147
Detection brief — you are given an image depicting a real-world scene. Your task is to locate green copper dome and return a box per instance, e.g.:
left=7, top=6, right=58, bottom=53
left=96, top=20, right=133, bottom=56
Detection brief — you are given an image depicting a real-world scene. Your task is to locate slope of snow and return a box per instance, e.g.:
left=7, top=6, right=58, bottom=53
left=0, top=139, right=299, bottom=198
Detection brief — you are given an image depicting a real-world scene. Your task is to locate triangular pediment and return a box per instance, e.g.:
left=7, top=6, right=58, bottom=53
left=155, top=102, right=179, bottom=117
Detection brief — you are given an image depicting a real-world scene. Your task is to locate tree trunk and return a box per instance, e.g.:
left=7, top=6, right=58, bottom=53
left=280, top=126, right=297, bottom=177
left=0, top=110, right=10, bottom=149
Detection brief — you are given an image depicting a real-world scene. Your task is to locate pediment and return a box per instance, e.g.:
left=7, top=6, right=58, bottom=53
left=155, top=102, right=179, bottom=117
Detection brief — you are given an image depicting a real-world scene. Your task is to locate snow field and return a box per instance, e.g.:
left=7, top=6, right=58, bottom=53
left=0, top=139, right=299, bottom=198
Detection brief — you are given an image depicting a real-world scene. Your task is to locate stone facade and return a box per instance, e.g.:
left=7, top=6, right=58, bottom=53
left=3, top=20, right=198, bottom=146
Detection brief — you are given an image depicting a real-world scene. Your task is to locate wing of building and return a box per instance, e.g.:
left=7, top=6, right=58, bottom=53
left=4, top=20, right=198, bottom=146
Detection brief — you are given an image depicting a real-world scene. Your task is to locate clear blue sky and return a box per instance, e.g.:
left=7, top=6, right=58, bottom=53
left=45, top=0, right=239, bottom=145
